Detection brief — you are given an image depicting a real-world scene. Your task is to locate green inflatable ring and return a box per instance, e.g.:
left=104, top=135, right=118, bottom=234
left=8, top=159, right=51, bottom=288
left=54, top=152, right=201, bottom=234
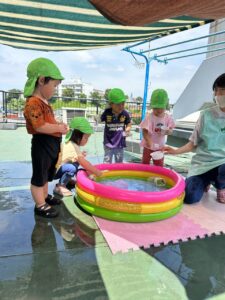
left=76, top=195, right=183, bottom=223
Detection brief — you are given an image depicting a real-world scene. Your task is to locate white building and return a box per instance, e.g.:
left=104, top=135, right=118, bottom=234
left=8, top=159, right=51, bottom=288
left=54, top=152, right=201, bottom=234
left=173, top=19, right=225, bottom=120
left=58, top=78, right=94, bottom=98
left=93, top=88, right=105, bottom=98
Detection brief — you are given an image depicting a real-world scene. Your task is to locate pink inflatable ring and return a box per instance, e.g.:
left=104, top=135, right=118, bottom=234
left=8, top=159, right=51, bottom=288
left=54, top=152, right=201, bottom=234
left=75, top=163, right=185, bottom=223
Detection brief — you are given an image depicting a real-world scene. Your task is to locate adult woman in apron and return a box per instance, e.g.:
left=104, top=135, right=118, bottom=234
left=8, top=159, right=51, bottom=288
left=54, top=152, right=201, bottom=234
left=164, top=73, right=225, bottom=204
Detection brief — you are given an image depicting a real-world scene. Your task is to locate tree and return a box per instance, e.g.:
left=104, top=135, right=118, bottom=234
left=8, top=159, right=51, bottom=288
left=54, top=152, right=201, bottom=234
left=90, top=91, right=102, bottom=108
left=62, top=88, right=75, bottom=99
left=90, top=91, right=102, bottom=100
left=80, top=93, right=87, bottom=99
left=104, top=88, right=111, bottom=100
left=9, top=97, right=25, bottom=110
left=79, top=93, right=87, bottom=104
left=7, top=89, right=22, bottom=102
left=136, top=96, right=143, bottom=103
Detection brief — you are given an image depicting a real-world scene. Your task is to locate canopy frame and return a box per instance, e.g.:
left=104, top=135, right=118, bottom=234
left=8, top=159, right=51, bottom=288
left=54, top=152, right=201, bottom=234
left=123, top=28, right=225, bottom=128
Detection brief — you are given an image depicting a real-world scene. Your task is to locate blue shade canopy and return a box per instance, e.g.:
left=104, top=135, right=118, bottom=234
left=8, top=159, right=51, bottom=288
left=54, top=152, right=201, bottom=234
left=0, top=0, right=213, bottom=52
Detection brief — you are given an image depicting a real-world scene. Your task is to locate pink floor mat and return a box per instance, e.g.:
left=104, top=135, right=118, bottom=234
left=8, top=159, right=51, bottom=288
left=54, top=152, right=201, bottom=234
left=94, top=191, right=225, bottom=254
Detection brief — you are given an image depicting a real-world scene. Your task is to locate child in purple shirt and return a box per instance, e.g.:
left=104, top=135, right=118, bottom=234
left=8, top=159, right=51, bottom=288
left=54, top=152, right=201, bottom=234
left=101, top=88, right=132, bottom=163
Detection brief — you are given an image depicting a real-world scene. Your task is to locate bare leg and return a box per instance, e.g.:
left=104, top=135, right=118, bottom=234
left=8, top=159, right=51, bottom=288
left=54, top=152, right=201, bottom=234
left=43, top=182, right=49, bottom=199
left=31, top=184, right=59, bottom=218
left=31, top=184, right=46, bottom=207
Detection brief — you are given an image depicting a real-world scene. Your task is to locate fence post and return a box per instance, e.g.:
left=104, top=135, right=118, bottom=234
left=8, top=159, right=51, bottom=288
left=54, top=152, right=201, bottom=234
left=96, top=100, right=99, bottom=115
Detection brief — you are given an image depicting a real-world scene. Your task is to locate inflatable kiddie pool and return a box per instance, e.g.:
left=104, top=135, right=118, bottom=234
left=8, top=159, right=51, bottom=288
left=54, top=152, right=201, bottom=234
left=76, top=163, right=185, bottom=223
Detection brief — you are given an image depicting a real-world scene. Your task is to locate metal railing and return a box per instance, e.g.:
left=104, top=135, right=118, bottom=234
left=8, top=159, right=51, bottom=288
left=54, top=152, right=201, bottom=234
left=0, top=90, right=146, bottom=126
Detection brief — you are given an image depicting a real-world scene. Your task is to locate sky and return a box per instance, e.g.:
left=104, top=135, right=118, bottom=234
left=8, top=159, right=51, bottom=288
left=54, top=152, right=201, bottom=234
left=0, top=23, right=210, bottom=104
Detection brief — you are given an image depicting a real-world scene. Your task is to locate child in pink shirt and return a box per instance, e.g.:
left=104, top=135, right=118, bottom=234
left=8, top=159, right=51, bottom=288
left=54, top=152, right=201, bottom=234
left=140, top=89, right=175, bottom=166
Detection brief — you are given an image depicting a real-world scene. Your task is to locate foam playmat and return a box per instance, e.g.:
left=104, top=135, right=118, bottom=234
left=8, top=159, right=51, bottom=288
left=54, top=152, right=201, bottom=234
left=94, top=191, right=225, bottom=254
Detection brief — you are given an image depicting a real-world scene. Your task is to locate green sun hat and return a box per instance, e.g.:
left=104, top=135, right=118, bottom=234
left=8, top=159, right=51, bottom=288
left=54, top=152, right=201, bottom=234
left=65, top=117, right=94, bottom=143
left=150, top=89, right=169, bottom=109
left=108, top=88, right=126, bottom=104
left=24, top=57, right=64, bottom=97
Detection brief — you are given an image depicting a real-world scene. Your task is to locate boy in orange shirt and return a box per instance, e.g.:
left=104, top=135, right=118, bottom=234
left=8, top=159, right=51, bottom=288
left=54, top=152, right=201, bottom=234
left=23, top=57, right=68, bottom=218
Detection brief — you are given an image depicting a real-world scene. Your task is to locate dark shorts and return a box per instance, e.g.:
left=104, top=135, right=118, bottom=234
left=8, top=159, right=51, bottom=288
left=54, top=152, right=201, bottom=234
left=31, top=134, right=61, bottom=187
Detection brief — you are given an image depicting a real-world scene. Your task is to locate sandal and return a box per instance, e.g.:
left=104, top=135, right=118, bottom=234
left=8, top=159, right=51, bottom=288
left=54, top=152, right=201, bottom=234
left=45, top=194, right=61, bottom=205
left=217, top=189, right=225, bottom=203
left=53, top=184, right=73, bottom=197
left=34, top=203, right=59, bottom=218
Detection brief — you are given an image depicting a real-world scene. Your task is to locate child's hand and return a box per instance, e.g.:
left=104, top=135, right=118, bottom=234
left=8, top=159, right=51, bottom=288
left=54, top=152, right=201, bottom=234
left=99, top=170, right=108, bottom=176
left=89, top=174, right=96, bottom=181
left=96, top=170, right=103, bottom=177
left=58, top=123, right=69, bottom=134
left=55, top=116, right=63, bottom=123
left=161, top=126, right=172, bottom=136
left=89, top=170, right=103, bottom=180
left=82, top=151, right=87, bottom=157
left=124, top=130, right=132, bottom=137
left=164, top=129, right=170, bottom=135
left=163, top=145, right=177, bottom=154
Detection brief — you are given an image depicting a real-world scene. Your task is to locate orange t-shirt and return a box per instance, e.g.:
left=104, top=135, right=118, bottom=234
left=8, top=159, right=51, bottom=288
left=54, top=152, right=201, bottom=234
left=23, top=96, right=61, bottom=137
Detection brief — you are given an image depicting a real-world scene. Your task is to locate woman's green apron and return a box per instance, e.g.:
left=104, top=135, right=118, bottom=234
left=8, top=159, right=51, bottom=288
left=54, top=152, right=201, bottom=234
left=188, top=107, right=225, bottom=177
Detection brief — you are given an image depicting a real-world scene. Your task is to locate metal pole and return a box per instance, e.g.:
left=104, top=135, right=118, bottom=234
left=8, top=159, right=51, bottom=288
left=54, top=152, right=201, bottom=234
left=123, top=48, right=150, bottom=121
left=165, top=45, right=225, bottom=61
left=140, top=59, right=150, bottom=140
left=141, top=59, right=150, bottom=122
left=141, top=28, right=225, bottom=54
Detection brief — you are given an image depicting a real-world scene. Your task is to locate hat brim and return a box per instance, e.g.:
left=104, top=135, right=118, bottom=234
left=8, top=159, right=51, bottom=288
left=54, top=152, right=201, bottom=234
left=110, top=99, right=126, bottom=104
left=83, top=128, right=94, bottom=134
left=64, top=128, right=94, bottom=143
left=151, top=103, right=167, bottom=109
left=64, top=130, right=72, bottom=143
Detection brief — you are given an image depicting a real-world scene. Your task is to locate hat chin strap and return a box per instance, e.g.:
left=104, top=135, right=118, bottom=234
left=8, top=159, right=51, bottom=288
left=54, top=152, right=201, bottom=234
left=65, top=129, right=73, bottom=143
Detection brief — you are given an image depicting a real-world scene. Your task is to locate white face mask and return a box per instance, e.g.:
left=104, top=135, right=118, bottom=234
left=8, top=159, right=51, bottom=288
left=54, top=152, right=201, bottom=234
left=215, top=95, right=225, bottom=108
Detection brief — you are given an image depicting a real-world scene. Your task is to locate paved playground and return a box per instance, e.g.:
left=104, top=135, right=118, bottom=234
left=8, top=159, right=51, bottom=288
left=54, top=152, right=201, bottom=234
left=0, top=127, right=225, bottom=300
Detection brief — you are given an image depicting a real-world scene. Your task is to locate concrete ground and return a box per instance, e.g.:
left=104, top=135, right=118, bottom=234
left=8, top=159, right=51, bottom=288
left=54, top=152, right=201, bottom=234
left=0, top=127, right=225, bottom=300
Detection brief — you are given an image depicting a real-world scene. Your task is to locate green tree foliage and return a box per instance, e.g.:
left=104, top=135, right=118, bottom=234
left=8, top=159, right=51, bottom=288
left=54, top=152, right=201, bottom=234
left=90, top=91, right=102, bottom=107
left=7, top=89, right=22, bottom=101
left=104, top=88, right=111, bottom=100
left=90, top=91, right=102, bottom=100
left=79, top=93, right=87, bottom=105
left=136, top=96, right=143, bottom=102
left=80, top=93, right=87, bottom=99
left=62, top=88, right=75, bottom=99
left=9, top=97, right=25, bottom=110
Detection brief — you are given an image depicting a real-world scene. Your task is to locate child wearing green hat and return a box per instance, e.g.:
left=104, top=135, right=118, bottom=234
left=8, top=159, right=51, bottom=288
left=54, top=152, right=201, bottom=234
left=100, top=88, right=132, bottom=163
left=140, top=89, right=175, bottom=166
left=54, top=117, right=102, bottom=197
left=23, top=57, right=69, bottom=218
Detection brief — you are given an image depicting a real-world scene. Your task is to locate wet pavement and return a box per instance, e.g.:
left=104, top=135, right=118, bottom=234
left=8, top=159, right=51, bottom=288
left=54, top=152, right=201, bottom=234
left=0, top=169, right=187, bottom=300
left=1, top=128, right=225, bottom=300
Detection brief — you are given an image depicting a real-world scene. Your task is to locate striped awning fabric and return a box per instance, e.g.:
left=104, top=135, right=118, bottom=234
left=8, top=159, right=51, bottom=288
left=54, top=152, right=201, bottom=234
left=0, top=0, right=213, bottom=52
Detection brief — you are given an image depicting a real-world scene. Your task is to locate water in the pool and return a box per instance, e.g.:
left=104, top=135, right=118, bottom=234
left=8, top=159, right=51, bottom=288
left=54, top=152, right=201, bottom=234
left=98, top=177, right=170, bottom=192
